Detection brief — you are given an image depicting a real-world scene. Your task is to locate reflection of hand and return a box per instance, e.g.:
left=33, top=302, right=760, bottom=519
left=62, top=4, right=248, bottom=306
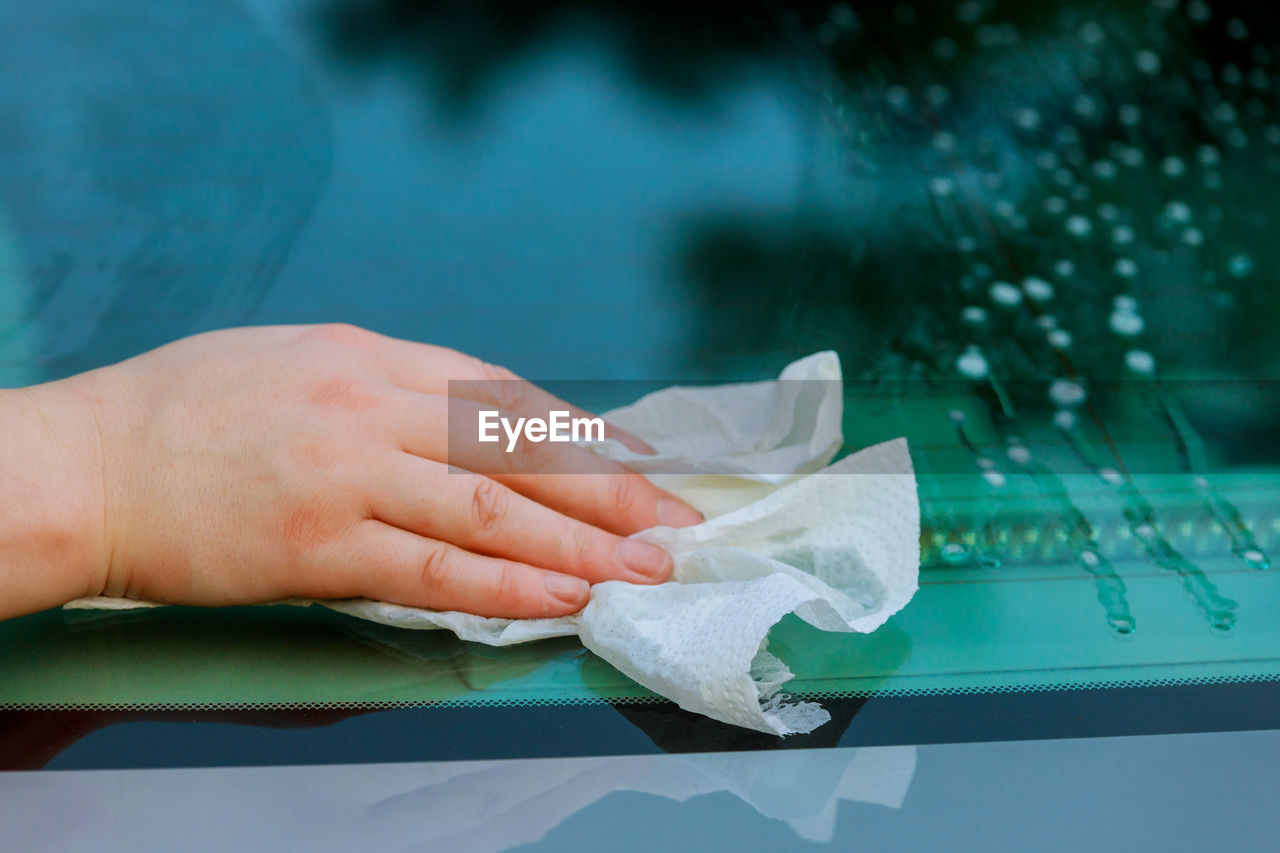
left=1, top=325, right=701, bottom=620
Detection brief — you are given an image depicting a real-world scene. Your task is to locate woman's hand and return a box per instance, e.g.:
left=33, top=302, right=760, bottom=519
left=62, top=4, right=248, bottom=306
left=0, top=324, right=701, bottom=620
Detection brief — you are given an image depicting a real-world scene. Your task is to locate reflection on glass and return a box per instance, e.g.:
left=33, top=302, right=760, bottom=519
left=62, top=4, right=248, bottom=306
left=0, top=743, right=916, bottom=850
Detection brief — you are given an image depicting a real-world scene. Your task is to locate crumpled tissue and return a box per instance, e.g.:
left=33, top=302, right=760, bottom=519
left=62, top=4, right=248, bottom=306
left=68, top=351, right=920, bottom=735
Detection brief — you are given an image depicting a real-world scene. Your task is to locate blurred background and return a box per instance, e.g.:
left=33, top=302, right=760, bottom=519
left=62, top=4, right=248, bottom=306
left=2, top=0, right=1280, bottom=609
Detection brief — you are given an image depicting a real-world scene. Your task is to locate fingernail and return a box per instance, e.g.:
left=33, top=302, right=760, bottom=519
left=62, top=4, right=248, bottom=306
left=657, top=497, right=703, bottom=528
left=544, top=573, right=589, bottom=605
left=616, top=539, right=672, bottom=581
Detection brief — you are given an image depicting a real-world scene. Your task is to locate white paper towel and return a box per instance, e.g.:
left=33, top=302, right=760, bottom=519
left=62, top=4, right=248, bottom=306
left=67, top=351, right=920, bottom=735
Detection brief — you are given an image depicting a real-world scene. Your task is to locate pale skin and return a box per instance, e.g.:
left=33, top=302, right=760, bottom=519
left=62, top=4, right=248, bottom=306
left=0, top=323, right=703, bottom=622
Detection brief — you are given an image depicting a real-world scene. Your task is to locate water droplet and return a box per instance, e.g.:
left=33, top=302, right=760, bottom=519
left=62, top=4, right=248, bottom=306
left=982, top=470, right=1007, bottom=488
left=1114, top=258, right=1138, bottom=278
left=1065, top=215, right=1093, bottom=237
left=990, top=281, right=1023, bottom=305
left=1007, top=445, right=1032, bottom=464
left=1182, top=227, right=1204, bottom=246
left=1186, top=0, right=1211, bottom=23
left=1110, top=309, right=1146, bottom=336
left=1073, top=94, right=1100, bottom=118
left=1161, top=156, right=1187, bottom=177
left=1197, top=145, right=1221, bottom=166
left=1243, top=549, right=1271, bottom=569
left=1117, top=103, right=1142, bottom=126
left=962, top=305, right=988, bottom=324
left=1043, top=195, right=1068, bottom=214
left=1054, top=410, right=1077, bottom=430
left=1164, top=200, right=1192, bottom=222
left=948, top=409, right=966, bottom=423
left=1228, top=253, right=1255, bottom=277
left=1091, top=159, right=1118, bottom=180
left=831, top=3, right=860, bottom=30
left=1014, top=107, right=1042, bottom=131
left=925, top=84, right=950, bottom=107
left=929, top=176, right=955, bottom=196
left=886, top=85, right=910, bottom=111
left=1226, top=18, right=1249, bottom=39
left=1109, top=616, right=1136, bottom=634
left=1054, top=259, right=1076, bottom=277
left=1112, top=225, right=1135, bottom=246
left=1115, top=145, right=1145, bottom=167
left=1080, top=20, right=1105, bottom=45
left=1113, top=294, right=1138, bottom=312
left=1022, top=276, right=1054, bottom=301
left=1048, top=329, right=1073, bottom=349
left=1056, top=125, right=1081, bottom=147
left=932, top=131, right=956, bottom=153
left=1050, top=379, right=1087, bottom=407
left=941, top=542, right=969, bottom=564
left=956, top=345, right=990, bottom=379
left=1135, top=49, right=1162, bottom=75
left=1100, top=467, right=1124, bottom=485
left=1126, top=349, right=1156, bottom=374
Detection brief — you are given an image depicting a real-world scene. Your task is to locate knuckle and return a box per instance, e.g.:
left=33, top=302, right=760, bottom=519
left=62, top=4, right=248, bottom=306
left=607, top=472, right=644, bottom=520
left=308, top=322, right=370, bottom=349
left=478, top=362, right=526, bottom=412
left=569, top=524, right=595, bottom=570
left=469, top=478, right=511, bottom=536
left=279, top=502, right=340, bottom=562
left=494, top=562, right=523, bottom=609
left=418, top=542, right=454, bottom=592
left=514, top=431, right=556, bottom=471
left=479, top=360, right=520, bottom=383
left=303, top=373, right=379, bottom=412
left=287, top=435, right=341, bottom=472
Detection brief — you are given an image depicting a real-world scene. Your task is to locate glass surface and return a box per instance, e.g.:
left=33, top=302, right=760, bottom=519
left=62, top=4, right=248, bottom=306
left=3, top=0, right=1280, bottom=764
left=4, top=730, right=1277, bottom=850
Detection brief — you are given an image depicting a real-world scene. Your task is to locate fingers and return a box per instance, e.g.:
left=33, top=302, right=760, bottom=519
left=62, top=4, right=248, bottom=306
left=364, top=333, right=654, bottom=454
left=367, top=454, right=676, bottom=586
left=333, top=520, right=592, bottom=618
left=388, top=391, right=702, bottom=535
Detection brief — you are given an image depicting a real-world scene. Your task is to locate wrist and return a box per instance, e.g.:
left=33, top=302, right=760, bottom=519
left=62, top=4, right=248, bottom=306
left=0, top=369, right=124, bottom=616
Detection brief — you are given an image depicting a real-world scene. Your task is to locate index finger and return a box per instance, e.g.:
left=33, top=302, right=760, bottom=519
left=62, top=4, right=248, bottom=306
left=367, top=334, right=655, bottom=455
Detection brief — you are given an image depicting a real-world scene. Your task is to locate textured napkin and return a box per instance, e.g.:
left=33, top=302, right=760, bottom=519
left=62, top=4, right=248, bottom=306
left=68, top=352, right=920, bottom=735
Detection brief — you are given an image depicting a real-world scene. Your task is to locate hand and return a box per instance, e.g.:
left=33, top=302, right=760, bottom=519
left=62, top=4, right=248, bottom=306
left=56, top=325, right=703, bottom=619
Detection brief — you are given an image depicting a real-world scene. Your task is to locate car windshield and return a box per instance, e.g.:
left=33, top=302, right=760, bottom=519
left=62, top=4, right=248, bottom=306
left=2, top=0, right=1279, bottom=771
